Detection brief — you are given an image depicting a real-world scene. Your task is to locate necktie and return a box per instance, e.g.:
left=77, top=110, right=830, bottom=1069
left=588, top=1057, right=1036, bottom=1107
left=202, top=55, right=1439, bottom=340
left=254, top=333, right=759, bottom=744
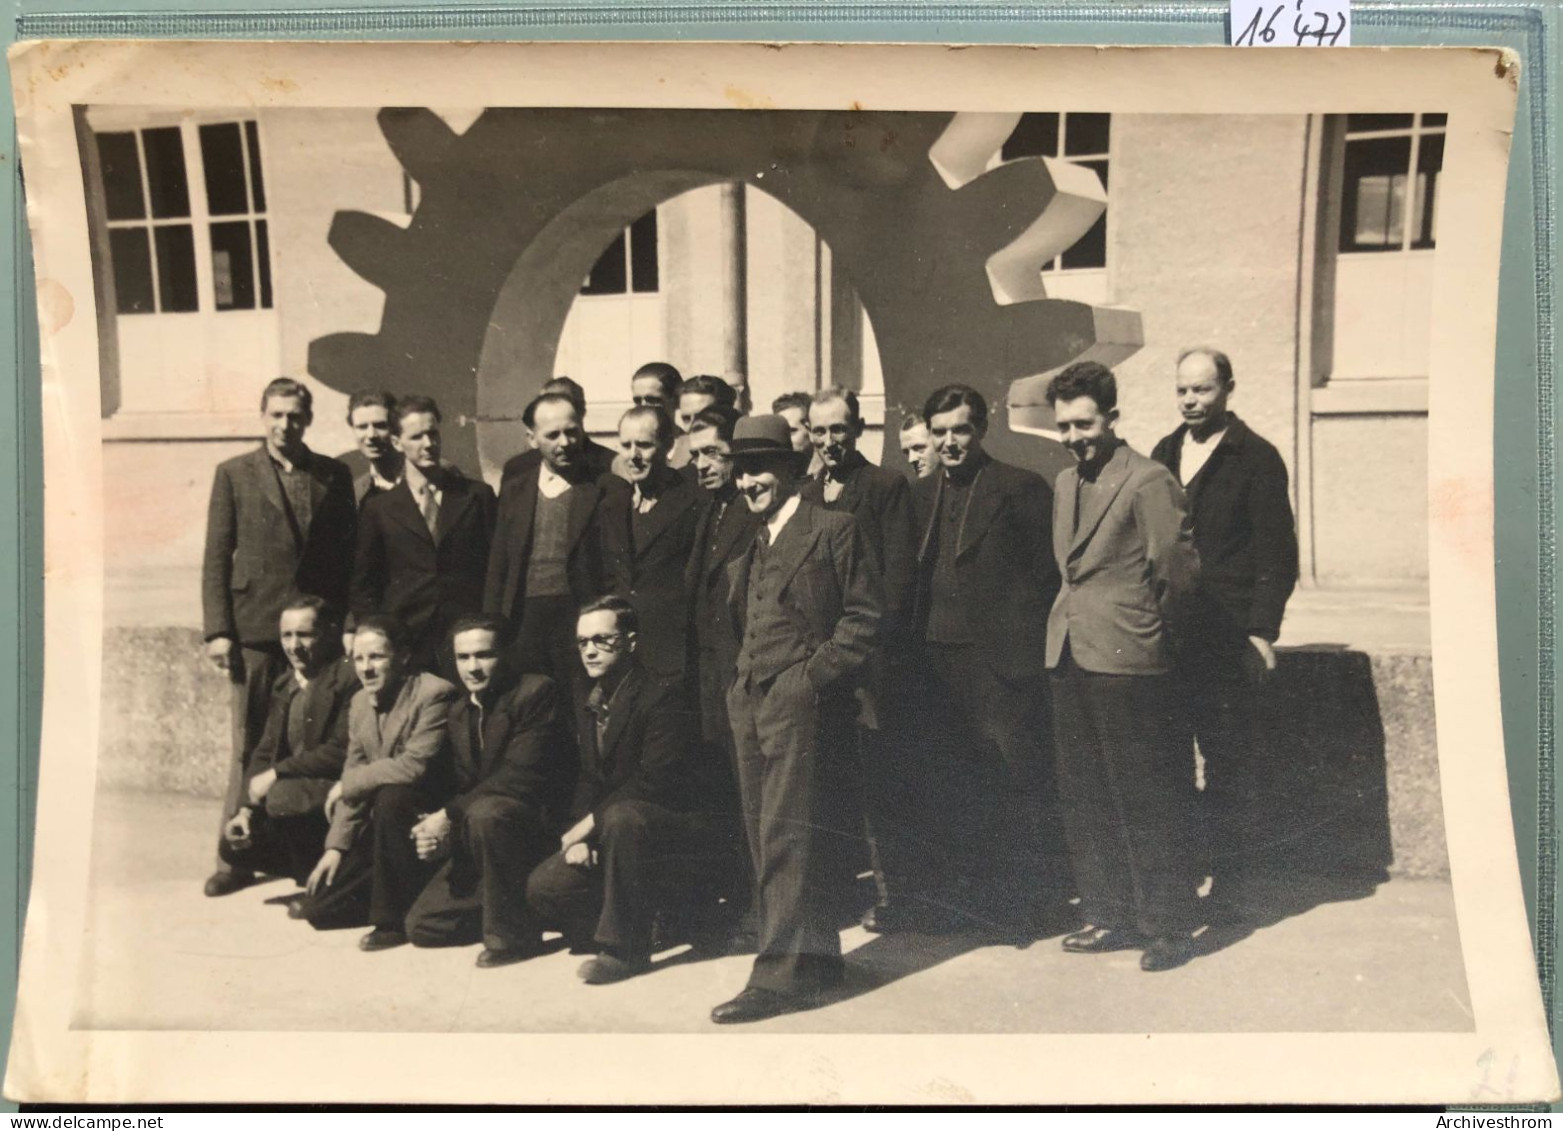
left=420, top=482, right=440, bottom=538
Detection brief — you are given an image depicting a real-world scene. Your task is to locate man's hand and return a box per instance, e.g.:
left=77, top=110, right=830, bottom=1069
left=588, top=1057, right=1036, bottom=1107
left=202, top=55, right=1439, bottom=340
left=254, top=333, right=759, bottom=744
left=560, top=813, right=595, bottom=851
left=411, top=809, right=452, bottom=861
left=324, top=780, right=344, bottom=821
left=306, top=849, right=343, bottom=896
left=222, top=807, right=253, bottom=849
left=563, top=842, right=593, bottom=868
left=205, top=637, right=235, bottom=674
left=247, top=768, right=278, bottom=807
left=1244, top=635, right=1278, bottom=684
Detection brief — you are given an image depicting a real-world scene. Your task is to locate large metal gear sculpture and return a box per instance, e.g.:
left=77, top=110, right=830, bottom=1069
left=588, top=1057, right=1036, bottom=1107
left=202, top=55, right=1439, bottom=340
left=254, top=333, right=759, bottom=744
left=310, top=107, right=1142, bottom=479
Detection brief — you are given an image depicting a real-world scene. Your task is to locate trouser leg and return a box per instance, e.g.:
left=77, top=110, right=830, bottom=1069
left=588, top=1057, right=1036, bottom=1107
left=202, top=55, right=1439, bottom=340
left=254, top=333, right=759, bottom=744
left=731, top=668, right=844, bottom=995
left=1052, top=658, right=1138, bottom=931
left=215, top=643, right=283, bottom=873
left=219, top=808, right=327, bottom=885
left=468, top=795, right=551, bottom=949
left=405, top=859, right=483, bottom=947
left=526, top=849, right=603, bottom=947
left=368, top=783, right=442, bottom=931
left=301, top=835, right=376, bottom=930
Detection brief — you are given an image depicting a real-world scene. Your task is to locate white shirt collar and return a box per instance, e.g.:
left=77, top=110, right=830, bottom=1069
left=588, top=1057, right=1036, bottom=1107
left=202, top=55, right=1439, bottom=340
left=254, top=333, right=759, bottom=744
left=538, top=460, right=572, bottom=499
left=766, top=494, right=802, bottom=542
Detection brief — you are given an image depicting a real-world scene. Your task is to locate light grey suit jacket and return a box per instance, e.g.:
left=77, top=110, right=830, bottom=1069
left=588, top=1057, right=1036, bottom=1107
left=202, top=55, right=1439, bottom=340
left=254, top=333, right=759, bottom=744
left=1046, top=441, right=1200, bottom=676
left=325, top=670, right=459, bottom=852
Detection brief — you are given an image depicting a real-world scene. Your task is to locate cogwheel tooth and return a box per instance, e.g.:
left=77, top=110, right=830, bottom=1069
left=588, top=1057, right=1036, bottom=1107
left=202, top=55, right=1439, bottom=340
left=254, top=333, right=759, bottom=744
left=928, top=111, right=1024, bottom=188
left=327, top=210, right=413, bottom=293
left=1005, top=307, right=1145, bottom=436
left=307, top=331, right=383, bottom=396
left=377, top=107, right=462, bottom=185
left=983, top=158, right=1106, bottom=305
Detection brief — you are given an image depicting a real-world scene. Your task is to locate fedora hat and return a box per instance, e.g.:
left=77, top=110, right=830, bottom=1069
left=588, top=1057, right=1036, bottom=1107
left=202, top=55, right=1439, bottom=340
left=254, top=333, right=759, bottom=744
left=730, top=414, right=811, bottom=472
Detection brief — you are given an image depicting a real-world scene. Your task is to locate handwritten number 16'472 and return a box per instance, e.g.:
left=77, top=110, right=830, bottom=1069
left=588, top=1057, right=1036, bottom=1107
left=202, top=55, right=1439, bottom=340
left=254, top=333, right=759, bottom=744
left=1235, top=1, right=1348, bottom=46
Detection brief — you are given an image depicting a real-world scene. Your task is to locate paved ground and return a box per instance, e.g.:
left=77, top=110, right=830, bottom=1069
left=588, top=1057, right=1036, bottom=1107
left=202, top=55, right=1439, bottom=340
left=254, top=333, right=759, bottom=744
left=74, top=792, right=1471, bottom=1034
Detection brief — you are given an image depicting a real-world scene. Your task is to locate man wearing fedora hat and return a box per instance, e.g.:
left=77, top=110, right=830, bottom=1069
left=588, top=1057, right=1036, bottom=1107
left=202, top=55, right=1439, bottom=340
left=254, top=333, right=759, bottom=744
left=711, top=414, right=883, bottom=1025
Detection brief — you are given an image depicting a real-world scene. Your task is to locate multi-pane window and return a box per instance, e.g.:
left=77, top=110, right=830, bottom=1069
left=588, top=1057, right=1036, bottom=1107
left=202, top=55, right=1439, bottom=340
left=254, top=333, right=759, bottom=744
left=581, top=209, right=660, bottom=295
left=95, top=119, right=273, bottom=315
left=1338, top=113, right=1445, bottom=253
left=1001, top=112, right=1111, bottom=271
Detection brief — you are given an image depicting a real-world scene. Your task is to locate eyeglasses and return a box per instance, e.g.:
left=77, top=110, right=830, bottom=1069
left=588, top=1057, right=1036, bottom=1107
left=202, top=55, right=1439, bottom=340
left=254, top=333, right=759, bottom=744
left=575, top=633, right=628, bottom=652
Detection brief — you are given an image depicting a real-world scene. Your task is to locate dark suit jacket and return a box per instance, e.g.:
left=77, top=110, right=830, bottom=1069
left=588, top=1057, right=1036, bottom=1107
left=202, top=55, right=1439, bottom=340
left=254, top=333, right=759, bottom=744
left=1150, top=415, right=1298, bottom=649
left=351, top=471, right=497, bottom=661
left=684, top=487, right=760, bottom=742
left=801, top=451, right=917, bottom=637
left=201, top=446, right=357, bottom=645
left=482, top=463, right=606, bottom=626
left=597, top=469, right=702, bottom=681
left=1046, top=441, right=1200, bottom=676
left=243, top=655, right=358, bottom=818
left=570, top=663, right=705, bottom=825
left=446, top=673, right=574, bottom=831
left=500, top=440, right=617, bottom=491
left=727, top=500, right=882, bottom=695
left=911, top=452, right=1059, bottom=680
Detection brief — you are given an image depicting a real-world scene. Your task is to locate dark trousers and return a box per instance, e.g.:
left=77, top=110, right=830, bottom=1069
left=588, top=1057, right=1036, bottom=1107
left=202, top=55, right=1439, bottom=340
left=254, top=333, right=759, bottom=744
left=405, top=795, right=554, bottom=950
left=727, top=665, right=853, bottom=995
left=924, top=643, right=1069, bottom=908
left=216, top=642, right=286, bottom=874
left=526, top=798, right=715, bottom=959
left=301, top=783, right=442, bottom=931
left=514, top=595, right=587, bottom=733
left=217, top=808, right=327, bottom=886
left=1050, top=653, right=1199, bottom=938
left=1178, top=647, right=1261, bottom=889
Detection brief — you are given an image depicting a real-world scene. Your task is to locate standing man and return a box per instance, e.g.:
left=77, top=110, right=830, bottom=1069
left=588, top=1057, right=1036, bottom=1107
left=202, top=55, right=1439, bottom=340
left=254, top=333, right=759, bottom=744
left=1150, top=347, right=1298, bottom=911
left=404, top=616, right=574, bottom=968
left=218, top=597, right=358, bottom=893
left=501, top=378, right=618, bottom=490
left=629, top=361, right=683, bottom=412
left=201, top=377, right=357, bottom=898
left=911, top=384, right=1064, bottom=931
left=597, top=406, right=702, bottom=683
left=711, top=415, right=882, bottom=1025
left=800, top=387, right=929, bottom=933
left=299, top=615, right=459, bottom=951
left=897, top=412, right=936, bottom=480
left=484, top=391, right=607, bottom=701
left=684, top=405, right=760, bottom=940
left=526, top=597, right=722, bottom=984
left=352, top=395, right=497, bottom=676
left=346, top=390, right=404, bottom=508
left=1046, top=361, right=1202, bottom=972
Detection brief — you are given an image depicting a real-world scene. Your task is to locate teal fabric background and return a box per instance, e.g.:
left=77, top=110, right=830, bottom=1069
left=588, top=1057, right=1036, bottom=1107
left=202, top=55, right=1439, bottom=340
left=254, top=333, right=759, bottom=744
left=0, top=0, right=1554, bottom=1108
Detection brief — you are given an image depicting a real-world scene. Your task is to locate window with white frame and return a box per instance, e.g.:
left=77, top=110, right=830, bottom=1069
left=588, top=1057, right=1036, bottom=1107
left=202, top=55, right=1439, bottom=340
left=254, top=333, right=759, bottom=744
left=95, top=118, right=273, bottom=315
left=1338, top=113, right=1445, bottom=254
left=581, top=209, right=660, bottom=295
left=1000, top=112, right=1111, bottom=271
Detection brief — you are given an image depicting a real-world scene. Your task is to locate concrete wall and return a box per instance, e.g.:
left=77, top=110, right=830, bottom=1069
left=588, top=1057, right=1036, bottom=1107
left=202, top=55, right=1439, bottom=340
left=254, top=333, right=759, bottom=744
left=1311, top=414, right=1430, bottom=583
left=1107, top=114, right=1307, bottom=480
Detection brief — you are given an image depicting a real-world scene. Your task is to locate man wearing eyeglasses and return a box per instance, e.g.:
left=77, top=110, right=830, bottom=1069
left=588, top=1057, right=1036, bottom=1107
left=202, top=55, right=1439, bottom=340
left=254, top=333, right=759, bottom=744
left=524, top=596, right=715, bottom=985
left=711, top=415, right=883, bottom=1025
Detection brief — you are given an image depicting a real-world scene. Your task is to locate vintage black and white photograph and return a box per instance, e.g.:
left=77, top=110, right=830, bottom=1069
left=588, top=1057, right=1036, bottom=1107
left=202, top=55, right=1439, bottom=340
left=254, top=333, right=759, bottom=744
left=5, top=40, right=1553, bottom=1105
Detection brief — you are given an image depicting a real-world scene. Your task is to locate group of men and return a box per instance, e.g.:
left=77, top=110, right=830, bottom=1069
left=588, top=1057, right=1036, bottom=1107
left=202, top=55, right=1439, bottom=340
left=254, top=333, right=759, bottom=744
left=200, top=349, right=1297, bottom=1024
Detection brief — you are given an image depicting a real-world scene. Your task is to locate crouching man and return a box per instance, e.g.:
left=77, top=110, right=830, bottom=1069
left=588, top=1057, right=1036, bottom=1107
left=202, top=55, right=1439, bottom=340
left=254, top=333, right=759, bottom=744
left=404, top=616, right=575, bottom=968
left=298, top=615, right=459, bottom=951
left=220, top=597, right=357, bottom=888
left=526, top=596, right=721, bottom=985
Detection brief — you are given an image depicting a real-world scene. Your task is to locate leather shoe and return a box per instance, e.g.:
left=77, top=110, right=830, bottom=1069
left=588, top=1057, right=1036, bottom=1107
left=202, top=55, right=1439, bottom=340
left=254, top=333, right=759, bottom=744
left=358, top=927, right=408, bottom=952
left=476, top=943, right=541, bottom=969
left=203, top=870, right=253, bottom=898
left=286, top=897, right=308, bottom=920
left=710, top=987, right=807, bottom=1025
left=578, top=952, right=651, bottom=984
left=1061, top=925, right=1146, bottom=954
left=1140, top=936, right=1195, bottom=972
